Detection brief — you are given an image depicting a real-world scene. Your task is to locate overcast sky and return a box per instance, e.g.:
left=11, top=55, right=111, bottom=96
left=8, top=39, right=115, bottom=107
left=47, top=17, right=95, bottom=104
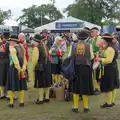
left=0, top=0, right=75, bottom=25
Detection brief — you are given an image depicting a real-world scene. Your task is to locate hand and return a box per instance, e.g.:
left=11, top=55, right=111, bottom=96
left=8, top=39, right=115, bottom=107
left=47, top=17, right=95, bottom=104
left=97, top=57, right=101, bottom=62
left=50, top=48, right=55, bottom=51
left=49, top=50, right=52, bottom=54
left=21, top=69, right=24, bottom=73
left=22, top=68, right=26, bottom=72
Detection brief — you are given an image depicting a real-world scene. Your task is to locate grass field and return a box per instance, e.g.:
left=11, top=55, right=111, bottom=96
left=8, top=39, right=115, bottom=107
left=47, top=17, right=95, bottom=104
left=0, top=48, right=120, bottom=120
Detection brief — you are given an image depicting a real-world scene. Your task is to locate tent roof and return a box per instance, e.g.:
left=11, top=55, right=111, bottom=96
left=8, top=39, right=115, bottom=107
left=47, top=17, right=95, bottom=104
left=35, top=16, right=101, bottom=33
left=22, top=28, right=34, bottom=33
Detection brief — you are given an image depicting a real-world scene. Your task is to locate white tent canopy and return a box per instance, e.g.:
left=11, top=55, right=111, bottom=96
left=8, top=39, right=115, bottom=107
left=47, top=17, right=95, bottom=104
left=35, top=16, right=101, bottom=33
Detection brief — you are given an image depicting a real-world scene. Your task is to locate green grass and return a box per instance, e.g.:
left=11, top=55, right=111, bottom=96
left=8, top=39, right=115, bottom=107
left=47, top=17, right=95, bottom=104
left=0, top=48, right=120, bottom=120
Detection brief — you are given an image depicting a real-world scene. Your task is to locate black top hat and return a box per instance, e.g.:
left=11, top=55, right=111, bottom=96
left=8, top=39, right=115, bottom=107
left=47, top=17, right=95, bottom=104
left=7, top=38, right=18, bottom=42
left=91, top=27, right=99, bottom=31
left=7, top=35, right=18, bottom=42
left=84, top=27, right=91, bottom=31
left=77, top=29, right=90, bottom=40
left=102, top=33, right=113, bottom=42
left=33, top=34, right=45, bottom=42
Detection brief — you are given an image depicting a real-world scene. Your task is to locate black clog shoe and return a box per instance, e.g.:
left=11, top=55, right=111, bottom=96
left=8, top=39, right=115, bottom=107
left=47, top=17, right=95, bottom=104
left=0, top=96, right=6, bottom=99
left=100, top=103, right=113, bottom=108
left=19, top=103, right=24, bottom=107
left=35, top=100, right=44, bottom=105
left=44, top=99, right=50, bottom=103
left=94, top=89, right=101, bottom=95
left=72, top=108, right=79, bottom=113
left=8, top=104, right=14, bottom=108
left=84, top=108, right=90, bottom=113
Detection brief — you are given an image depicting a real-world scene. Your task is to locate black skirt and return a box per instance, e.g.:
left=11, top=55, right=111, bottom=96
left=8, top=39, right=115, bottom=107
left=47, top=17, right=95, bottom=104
left=34, top=61, right=52, bottom=88
left=0, top=57, right=9, bottom=86
left=51, top=63, right=61, bottom=74
left=6, top=65, right=27, bottom=91
left=72, top=65, right=94, bottom=95
left=100, top=62, right=119, bottom=92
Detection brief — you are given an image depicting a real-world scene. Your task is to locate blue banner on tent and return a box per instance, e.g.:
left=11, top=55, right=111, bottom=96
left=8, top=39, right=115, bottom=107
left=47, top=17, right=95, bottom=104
left=102, top=25, right=116, bottom=34
left=56, top=22, right=84, bottom=29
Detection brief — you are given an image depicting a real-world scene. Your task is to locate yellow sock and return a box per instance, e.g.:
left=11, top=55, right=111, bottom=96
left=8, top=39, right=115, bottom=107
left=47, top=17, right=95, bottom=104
left=57, top=75, right=61, bottom=83
left=19, top=90, right=25, bottom=103
left=0, top=86, right=5, bottom=96
left=44, top=88, right=50, bottom=99
left=52, top=74, right=55, bottom=83
left=112, top=89, right=116, bottom=103
left=105, top=91, right=112, bottom=104
left=55, top=75, right=58, bottom=83
left=39, top=88, right=44, bottom=101
left=8, top=91, right=15, bottom=105
left=94, top=80, right=100, bottom=90
left=82, top=95, right=89, bottom=109
left=93, top=70, right=100, bottom=90
left=73, top=94, right=79, bottom=109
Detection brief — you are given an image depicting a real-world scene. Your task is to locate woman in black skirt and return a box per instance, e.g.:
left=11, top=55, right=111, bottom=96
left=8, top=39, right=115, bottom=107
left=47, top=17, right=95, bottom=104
left=0, top=37, right=9, bottom=99
left=6, top=38, right=27, bottom=108
left=32, top=34, right=52, bottom=104
left=50, top=36, right=63, bottom=83
left=99, top=33, right=119, bottom=108
left=71, top=30, right=94, bottom=113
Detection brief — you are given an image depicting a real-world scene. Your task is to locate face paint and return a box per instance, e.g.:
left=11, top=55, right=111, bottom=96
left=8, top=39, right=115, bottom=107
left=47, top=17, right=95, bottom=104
left=102, top=44, right=106, bottom=48
left=102, top=40, right=108, bottom=49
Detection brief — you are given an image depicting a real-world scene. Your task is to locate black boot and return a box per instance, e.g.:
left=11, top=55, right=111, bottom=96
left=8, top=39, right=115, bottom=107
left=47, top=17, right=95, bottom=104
left=44, top=99, right=50, bottom=103
left=19, top=103, right=24, bottom=107
left=8, top=104, right=14, bottom=108
left=0, top=96, right=6, bottom=99
left=72, top=108, right=79, bottom=113
left=100, top=103, right=113, bottom=108
left=112, top=103, right=115, bottom=106
left=35, top=100, right=44, bottom=105
left=84, top=108, right=90, bottom=113
left=94, top=89, right=101, bottom=95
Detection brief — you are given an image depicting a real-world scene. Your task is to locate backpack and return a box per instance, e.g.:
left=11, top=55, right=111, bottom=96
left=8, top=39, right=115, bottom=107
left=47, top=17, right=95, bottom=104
left=62, top=56, right=75, bottom=80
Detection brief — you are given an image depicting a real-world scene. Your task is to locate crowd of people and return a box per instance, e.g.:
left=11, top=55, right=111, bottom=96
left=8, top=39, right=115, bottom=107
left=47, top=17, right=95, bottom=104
left=0, top=25, right=120, bottom=114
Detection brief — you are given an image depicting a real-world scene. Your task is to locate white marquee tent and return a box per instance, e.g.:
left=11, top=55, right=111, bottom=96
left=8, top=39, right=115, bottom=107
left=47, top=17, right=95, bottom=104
left=35, top=16, right=101, bottom=33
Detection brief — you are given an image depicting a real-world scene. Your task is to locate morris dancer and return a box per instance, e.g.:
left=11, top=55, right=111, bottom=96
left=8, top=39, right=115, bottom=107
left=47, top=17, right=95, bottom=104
left=6, top=37, right=27, bottom=108
left=99, top=33, right=119, bottom=108
left=72, top=30, right=94, bottom=113
left=89, top=27, right=101, bottom=95
left=0, top=31, right=9, bottom=99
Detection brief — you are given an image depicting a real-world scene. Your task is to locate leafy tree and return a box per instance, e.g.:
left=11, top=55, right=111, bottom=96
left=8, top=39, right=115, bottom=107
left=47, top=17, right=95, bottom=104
left=102, top=20, right=118, bottom=26
left=19, top=4, right=63, bottom=28
left=64, top=0, right=120, bottom=26
left=0, top=9, right=11, bottom=24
